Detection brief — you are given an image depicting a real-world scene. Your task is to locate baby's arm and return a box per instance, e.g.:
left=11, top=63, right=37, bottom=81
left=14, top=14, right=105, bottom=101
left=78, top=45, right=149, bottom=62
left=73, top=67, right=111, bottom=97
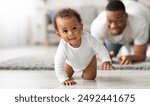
left=54, top=42, right=69, bottom=83
left=87, top=34, right=115, bottom=70
left=54, top=41, right=76, bottom=85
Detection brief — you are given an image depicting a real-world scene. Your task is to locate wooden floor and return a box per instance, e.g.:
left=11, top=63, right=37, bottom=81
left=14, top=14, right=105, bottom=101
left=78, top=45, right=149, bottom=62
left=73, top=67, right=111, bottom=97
left=0, top=70, right=150, bottom=89
left=0, top=46, right=150, bottom=89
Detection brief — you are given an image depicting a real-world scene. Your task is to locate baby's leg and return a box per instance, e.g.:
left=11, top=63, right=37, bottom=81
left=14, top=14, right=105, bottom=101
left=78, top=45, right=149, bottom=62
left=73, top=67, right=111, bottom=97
left=82, top=55, right=97, bottom=80
left=64, top=62, right=74, bottom=78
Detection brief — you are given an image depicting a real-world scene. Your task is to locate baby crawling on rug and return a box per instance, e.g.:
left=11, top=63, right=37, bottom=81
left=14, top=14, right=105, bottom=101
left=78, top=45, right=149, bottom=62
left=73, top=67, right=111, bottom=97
left=53, top=8, right=115, bottom=86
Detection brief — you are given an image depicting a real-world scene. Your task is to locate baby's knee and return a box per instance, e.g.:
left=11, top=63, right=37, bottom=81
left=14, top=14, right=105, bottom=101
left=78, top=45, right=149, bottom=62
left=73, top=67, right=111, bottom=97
left=82, top=74, right=96, bottom=80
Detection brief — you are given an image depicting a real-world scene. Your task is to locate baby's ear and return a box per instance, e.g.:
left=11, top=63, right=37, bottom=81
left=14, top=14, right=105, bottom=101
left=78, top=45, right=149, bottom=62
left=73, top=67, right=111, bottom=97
left=56, top=31, right=61, bottom=37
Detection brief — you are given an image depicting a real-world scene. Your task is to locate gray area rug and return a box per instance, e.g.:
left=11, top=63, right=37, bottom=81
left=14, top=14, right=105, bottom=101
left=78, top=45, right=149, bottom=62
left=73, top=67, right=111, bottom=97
left=0, top=56, right=54, bottom=70
left=111, top=59, right=150, bottom=70
left=0, top=56, right=150, bottom=70
left=99, top=58, right=150, bottom=70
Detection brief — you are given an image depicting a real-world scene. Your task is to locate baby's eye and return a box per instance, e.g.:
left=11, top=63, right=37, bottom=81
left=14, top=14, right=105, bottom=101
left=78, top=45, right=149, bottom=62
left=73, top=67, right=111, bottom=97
left=72, top=26, right=77, bottom=31
left=63, top=30, right=68, bottom=34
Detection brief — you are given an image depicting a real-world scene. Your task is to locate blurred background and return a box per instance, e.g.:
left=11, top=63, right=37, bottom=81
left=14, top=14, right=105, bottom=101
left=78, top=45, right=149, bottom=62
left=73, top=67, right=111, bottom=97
left=0, top=0, right=149, bottom=48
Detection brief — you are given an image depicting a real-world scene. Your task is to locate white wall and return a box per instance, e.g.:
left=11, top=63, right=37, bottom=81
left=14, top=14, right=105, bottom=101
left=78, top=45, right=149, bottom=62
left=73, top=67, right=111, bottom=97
left=138, top=0, right=150, bottom=8
left=0, top=0, right=108, bottom=48
left=46, top=0, right=108, bottom=9
left=0, top=0, right=36, bottom=48
left=1, top=0, right=148, bottom=48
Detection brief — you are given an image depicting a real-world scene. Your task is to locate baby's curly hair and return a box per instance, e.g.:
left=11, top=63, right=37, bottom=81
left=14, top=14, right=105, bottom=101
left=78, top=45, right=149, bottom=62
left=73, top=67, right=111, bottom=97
left=53, top=8, right=82, bottom=31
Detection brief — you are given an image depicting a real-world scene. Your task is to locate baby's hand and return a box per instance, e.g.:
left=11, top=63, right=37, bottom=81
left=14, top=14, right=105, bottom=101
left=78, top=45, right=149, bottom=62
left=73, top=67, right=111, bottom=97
left=62, top=79, right=76, bottom=86
left=101, top=61, right=115, bottom=70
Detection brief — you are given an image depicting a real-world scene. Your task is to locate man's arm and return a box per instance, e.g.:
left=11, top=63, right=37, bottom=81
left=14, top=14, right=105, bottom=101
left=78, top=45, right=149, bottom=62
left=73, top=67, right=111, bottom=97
left=132, top=43, right=148, bottom=61
left=118, top=43, right=148, bottom=65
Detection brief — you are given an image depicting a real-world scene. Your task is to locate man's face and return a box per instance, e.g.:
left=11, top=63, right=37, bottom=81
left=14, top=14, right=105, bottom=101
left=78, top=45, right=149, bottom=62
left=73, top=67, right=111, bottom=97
left=106, top=10, right=127, bottom=36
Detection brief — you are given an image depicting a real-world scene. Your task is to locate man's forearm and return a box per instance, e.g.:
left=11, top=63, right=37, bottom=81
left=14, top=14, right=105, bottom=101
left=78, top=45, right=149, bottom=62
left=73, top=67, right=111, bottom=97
left=126, top=54, right=146, bottom=62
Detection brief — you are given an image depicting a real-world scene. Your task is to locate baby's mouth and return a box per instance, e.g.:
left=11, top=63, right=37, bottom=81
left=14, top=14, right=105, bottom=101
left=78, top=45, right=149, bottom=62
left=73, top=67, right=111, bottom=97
left=69, top=36, right=76, bottom=40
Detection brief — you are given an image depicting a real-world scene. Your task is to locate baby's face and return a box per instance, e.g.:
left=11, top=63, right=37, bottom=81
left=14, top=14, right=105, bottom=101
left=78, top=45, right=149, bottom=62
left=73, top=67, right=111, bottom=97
left=56, top=16, right=83, bottom=48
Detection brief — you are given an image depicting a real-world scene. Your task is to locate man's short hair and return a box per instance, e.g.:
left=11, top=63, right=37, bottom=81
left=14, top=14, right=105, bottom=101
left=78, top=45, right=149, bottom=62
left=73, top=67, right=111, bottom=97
left=106, top=0, right=126, bottom=12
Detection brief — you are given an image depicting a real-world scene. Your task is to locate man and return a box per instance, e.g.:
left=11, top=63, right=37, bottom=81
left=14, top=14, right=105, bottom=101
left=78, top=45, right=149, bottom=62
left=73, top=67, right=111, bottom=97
left=91, top=0, right=150, bottom=65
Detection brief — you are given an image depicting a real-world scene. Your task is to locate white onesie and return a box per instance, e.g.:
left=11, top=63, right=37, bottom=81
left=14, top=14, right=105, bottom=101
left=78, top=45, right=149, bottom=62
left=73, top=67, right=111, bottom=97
left=54, top=31, right=111, bottom=83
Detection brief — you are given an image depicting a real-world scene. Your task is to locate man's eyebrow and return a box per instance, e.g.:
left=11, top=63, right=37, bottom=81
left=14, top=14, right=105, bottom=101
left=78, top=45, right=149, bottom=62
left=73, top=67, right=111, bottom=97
left=116, top=17, right=124, bottom=20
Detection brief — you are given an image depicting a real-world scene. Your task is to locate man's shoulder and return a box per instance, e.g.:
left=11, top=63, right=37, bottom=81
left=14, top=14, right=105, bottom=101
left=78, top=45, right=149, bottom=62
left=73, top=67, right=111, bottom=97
left=91, top=11, right=107, bottom=34
left=95, top=11, right=107, bottom=22
left=124, top=0, right=150, bottom=22
left=127, top=13, right=148, bottom=28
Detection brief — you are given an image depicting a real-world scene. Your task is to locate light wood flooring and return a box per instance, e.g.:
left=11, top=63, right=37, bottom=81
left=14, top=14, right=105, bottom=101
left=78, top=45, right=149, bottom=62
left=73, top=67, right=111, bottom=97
left=0, top=46, right=150, bottom=89
left=0, top=70, right=150, bottom=89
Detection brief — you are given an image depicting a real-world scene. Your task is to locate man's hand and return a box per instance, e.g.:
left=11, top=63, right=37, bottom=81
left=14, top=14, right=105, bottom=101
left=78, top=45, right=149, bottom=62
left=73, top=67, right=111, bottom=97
left=62, top=79, right=76, bottom=86
left=118, top=56, right=132, bottom=65
left=118, top=43, right=147, bottom=65
left=101, top=61, right=115, bottom=70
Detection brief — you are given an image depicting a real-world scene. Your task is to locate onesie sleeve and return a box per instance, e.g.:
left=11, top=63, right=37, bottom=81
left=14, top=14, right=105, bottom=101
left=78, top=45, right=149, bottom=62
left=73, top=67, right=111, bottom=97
left=54, top=40, right=69, bottom=83
left=87, top=34, right=111, bottom=62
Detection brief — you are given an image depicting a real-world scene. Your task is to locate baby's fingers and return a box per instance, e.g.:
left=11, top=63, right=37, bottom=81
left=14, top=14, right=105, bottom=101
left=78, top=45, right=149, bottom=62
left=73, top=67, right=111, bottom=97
left=63, top=80, right=76, bottom=86
left=101, top=64, right=115, bottom=70
left=110, top=65, right=115, bottom=70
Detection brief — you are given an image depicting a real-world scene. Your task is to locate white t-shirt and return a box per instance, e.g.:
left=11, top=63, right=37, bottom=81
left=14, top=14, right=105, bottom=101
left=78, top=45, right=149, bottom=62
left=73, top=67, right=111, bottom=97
left=91, top=0, right=150, bottom=45
left=54, top=32, right=111, bottom=83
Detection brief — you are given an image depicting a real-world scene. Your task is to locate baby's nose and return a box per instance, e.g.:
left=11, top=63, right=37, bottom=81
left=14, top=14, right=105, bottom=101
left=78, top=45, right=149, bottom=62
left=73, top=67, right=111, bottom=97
left=68, top=31, right=74, bottom=37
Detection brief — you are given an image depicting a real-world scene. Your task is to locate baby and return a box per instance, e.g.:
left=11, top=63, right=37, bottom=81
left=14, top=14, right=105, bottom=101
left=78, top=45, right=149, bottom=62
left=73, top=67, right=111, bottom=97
left=53, top=8, right=115, bottom=85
